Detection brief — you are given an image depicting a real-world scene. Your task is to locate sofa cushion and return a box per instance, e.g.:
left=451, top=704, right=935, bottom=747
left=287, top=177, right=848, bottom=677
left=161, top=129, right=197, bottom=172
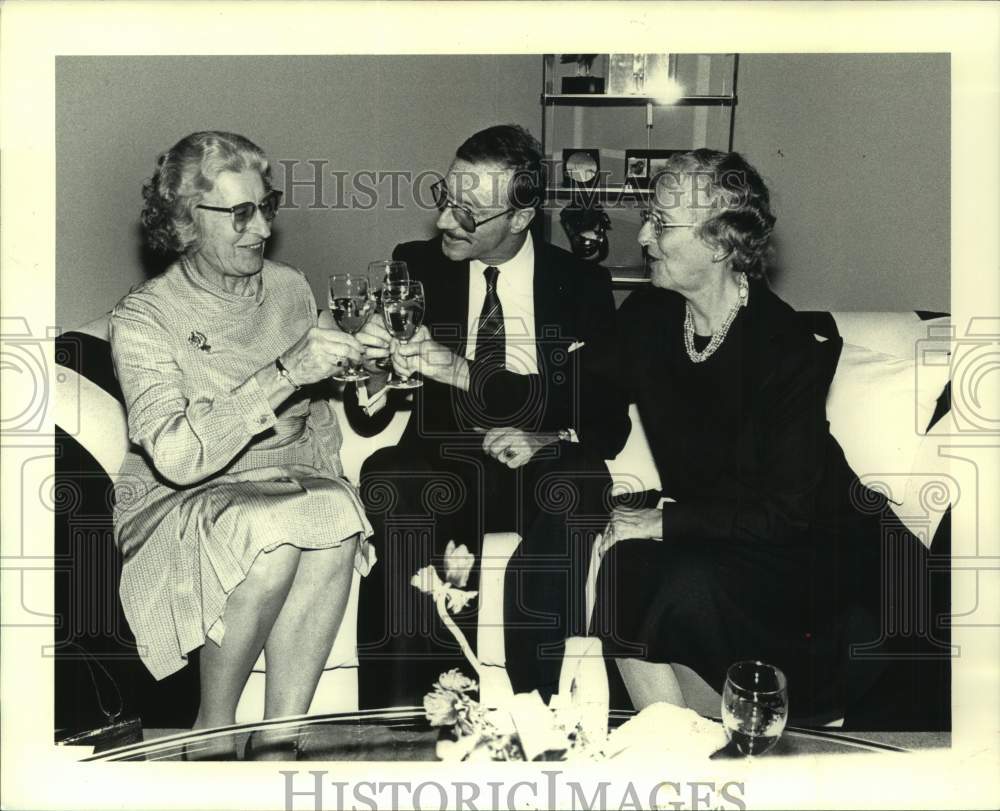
left=817, top=315, right=951, bottom=506
left=826, top=341, right=950, bottom=504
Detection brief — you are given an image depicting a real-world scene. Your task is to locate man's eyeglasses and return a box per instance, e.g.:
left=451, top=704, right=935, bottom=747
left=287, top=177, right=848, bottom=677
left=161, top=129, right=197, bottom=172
left=640, top=208, right=698, bottom=239
left=196, top=189, right=283, bottom=234
left=431, top=180, right=514, bottom=233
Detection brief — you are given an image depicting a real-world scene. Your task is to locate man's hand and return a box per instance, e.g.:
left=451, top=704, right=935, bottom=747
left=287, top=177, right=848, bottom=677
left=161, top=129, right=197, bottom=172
left=392, top=326, right=469, bottom=389
left=356, top=316, right=393, bottom=373
left=597, top=507, right=663, bottom=556
left=481, top=426, right=557, bottom=469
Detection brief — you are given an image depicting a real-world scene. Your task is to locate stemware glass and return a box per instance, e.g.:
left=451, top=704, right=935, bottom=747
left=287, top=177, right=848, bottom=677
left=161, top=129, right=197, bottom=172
left=721, top=660, right=788, bottom=757
left=369, top=259, right=410, bottom=291
left=328, top=273, right=375, bottom=383
left=369, top=261, right=409, bottom=371
left=382, top=279, right=426, bottom=389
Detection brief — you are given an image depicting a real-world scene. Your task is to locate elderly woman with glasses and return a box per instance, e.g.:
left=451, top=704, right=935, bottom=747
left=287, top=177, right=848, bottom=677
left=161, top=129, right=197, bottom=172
left=590, top=149, right=880, bottom=722
left=109, top=131, right=373, bottom=759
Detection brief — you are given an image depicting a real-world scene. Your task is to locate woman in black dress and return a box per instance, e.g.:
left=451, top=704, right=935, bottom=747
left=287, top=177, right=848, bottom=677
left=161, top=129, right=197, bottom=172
left=591, top=150, right=865, bottom=722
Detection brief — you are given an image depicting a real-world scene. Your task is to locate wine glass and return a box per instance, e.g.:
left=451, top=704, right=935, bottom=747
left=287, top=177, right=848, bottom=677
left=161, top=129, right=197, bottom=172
left=382, top=279, right=425, bottom=389
left=369, top=260, right=410, bottom=291
left=369, top=261, right=409, bottom=371
left=721, top=660, right=788, bottom=757
left=328, top=273, right=375, bottom=382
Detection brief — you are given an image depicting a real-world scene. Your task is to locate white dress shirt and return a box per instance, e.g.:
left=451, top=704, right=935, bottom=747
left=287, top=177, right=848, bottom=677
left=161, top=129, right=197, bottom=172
left=467, top=232, right=538, bottom=375
left=359, top=232, right=539, bottom=416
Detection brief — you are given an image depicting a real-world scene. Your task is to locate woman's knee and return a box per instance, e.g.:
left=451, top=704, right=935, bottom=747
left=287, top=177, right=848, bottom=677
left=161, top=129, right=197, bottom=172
left=301, top=533, right=360, bottom=585
left=239, top=544, right=300, bottom=604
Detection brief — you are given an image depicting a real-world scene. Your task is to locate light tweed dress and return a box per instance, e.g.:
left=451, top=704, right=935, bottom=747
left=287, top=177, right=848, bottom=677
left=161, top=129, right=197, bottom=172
left=109, top=258, right=374, bottom=680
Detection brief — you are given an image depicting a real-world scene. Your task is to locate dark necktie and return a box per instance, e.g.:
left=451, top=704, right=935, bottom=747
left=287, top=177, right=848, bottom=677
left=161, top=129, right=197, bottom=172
left=475, top=265, right=505, bottom=368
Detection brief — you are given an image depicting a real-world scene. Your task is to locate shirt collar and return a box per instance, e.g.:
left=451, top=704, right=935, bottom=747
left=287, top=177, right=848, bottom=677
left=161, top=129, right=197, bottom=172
left=470, top=231, right=534, bottom=283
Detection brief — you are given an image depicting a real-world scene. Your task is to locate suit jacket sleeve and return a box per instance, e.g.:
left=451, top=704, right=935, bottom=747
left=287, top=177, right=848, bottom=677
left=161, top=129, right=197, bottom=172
left=569, top=265, right=631, bottom=459
left=661, top=332, right=840, bottom=545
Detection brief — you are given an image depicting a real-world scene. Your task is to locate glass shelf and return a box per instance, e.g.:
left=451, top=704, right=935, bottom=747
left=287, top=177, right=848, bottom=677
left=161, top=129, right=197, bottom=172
left=543, top=93, right=736, bottom=107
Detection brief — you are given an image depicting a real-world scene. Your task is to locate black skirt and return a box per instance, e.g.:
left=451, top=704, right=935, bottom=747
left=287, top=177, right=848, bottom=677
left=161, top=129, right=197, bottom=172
left=590, top=532, right=849, bottom=721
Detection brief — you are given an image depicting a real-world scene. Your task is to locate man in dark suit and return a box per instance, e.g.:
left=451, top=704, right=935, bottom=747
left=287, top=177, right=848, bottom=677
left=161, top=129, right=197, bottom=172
left=352, top=124, right=630, bottom=708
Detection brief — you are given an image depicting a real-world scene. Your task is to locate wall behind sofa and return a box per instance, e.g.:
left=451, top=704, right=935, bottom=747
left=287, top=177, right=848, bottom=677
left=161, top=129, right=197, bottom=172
left=56, top=53, right=949, bottom=328
left=733, top=53, right=949, bottom=312
left=56, top=55, right=541, bottom=329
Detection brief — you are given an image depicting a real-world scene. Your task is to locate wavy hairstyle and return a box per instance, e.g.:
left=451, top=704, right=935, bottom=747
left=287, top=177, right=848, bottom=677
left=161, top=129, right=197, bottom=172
left=653, top=149, right=776, bottom=279
left=140, top=131, right=271, bottom=254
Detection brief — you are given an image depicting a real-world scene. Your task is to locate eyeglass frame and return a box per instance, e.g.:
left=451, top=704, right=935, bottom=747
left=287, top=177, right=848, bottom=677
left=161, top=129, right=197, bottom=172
left=640, top=208, right=699, bottom=239
left=195, top=189, right=283, bottom=234
left=430, top=179, right=516, bottom=233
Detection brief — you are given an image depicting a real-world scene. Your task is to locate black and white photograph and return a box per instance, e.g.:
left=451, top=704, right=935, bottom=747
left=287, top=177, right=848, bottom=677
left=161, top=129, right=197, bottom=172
left=1, top=2, right=998, bottom=810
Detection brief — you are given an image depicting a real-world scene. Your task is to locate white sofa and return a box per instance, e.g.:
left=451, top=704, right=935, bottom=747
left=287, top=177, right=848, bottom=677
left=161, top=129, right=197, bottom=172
left=54, top=308, right=952, bottom=728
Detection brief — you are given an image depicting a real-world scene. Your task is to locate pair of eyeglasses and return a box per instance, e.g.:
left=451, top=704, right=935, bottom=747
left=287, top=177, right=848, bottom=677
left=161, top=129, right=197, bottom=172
left=430, top=179, right=514, bottom=233
left=640, top=208, right=697, bottom=239
left=196, top=189, right=283, bottom=234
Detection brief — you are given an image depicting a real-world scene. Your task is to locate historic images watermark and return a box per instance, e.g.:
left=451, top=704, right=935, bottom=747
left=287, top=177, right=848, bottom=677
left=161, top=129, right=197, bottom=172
left=271, top=162, right=755, bottom=214
left=281, top=770, right=747, bottom=811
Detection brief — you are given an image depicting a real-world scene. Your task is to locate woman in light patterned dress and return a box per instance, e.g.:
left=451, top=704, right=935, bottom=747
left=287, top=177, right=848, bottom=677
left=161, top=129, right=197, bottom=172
left=110, top=131, right=373, bottom=759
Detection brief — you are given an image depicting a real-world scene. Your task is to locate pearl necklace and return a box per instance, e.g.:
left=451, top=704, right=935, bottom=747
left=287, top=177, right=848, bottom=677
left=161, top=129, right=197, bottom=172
left=683, top=273, right=750, bottom=363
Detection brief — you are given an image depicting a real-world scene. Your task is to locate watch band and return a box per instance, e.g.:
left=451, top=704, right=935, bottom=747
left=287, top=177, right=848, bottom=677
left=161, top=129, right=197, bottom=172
left=275, top=356, right=301, bottom=390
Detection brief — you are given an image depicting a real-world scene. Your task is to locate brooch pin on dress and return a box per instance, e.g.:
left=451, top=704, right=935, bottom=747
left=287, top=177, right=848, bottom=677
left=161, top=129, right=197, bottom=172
left=188, top=331, right=211, bottom=352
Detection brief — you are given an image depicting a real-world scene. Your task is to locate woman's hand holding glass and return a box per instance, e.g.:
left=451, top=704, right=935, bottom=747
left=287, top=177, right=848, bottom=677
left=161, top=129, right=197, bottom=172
left=278, top=326, right=364, bottom=387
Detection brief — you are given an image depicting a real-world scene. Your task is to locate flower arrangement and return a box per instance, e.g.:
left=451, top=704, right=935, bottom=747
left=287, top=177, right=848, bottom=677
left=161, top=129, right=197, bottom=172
left=411, top=542, right=611, bottom=762
left=411, top=540, right=731, bottom=762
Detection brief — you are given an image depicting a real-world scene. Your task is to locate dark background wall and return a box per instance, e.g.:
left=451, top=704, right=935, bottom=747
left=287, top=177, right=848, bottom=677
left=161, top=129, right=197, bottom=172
left=56, top=53, right=949, bottom=328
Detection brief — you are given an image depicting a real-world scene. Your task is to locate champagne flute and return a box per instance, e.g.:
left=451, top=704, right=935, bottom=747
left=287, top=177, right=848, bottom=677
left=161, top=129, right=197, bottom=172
left=369, top=261, right=409, bottom=371
left=382, top=279, right=425, bottom=389
left=721, top=660, right=788, bottom=757
left=328, top=273, right=375, bottom=382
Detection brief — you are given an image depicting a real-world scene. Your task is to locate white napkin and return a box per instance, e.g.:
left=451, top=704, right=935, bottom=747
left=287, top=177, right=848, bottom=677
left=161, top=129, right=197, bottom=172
left=605, top=702, right=728, bottom=760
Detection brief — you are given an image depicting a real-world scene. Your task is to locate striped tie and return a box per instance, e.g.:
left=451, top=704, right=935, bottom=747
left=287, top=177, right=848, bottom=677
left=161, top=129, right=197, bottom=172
left=475, top=265, right=505, bottom=368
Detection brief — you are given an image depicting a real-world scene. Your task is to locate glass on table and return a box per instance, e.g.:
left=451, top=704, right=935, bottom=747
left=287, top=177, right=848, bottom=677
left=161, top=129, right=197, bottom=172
left=328, top=273, right=375, bottom=383
left=382, top=279, right=425, bottom=389
left=721, top=660, right=788, bottom=757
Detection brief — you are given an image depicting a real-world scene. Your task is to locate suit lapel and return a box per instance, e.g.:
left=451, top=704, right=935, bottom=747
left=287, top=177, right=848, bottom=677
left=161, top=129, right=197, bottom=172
left=531, top=242, right=568, bottom=347
left=426, top=244, right=469, bottom=354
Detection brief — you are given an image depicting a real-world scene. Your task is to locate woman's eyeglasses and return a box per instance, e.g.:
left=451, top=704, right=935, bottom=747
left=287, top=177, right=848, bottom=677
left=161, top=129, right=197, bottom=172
left=431, top=180, right=514, bottom=233
left=640, top=208, right=697, bottom=239
left=196, top=189, right=283, bottom=234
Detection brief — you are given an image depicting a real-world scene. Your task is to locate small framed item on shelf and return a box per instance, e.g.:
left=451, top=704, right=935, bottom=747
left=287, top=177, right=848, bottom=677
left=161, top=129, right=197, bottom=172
left=624, top=149, right=683, bottom=188
left=562, top=148, right=601, bottom=188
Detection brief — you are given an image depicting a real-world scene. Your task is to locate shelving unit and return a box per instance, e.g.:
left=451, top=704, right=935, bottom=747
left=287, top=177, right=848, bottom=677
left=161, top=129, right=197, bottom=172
left=540, top=54, right=739, bottom=286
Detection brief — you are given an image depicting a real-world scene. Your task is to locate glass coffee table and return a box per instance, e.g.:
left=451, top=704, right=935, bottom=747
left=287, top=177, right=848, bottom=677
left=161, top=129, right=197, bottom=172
left=79, top=708, right=949, bottom=762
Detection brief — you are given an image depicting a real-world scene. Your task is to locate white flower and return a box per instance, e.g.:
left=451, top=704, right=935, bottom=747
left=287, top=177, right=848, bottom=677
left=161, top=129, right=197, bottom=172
left=444, top=586, right=478, bottom=614
left=424, top=689, right=459, bottom=727
left=444, top=540, right=474, bottom=588
left=411, top=565, right=444, bottom=596
left=438, top=669, right=478, bottom=694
